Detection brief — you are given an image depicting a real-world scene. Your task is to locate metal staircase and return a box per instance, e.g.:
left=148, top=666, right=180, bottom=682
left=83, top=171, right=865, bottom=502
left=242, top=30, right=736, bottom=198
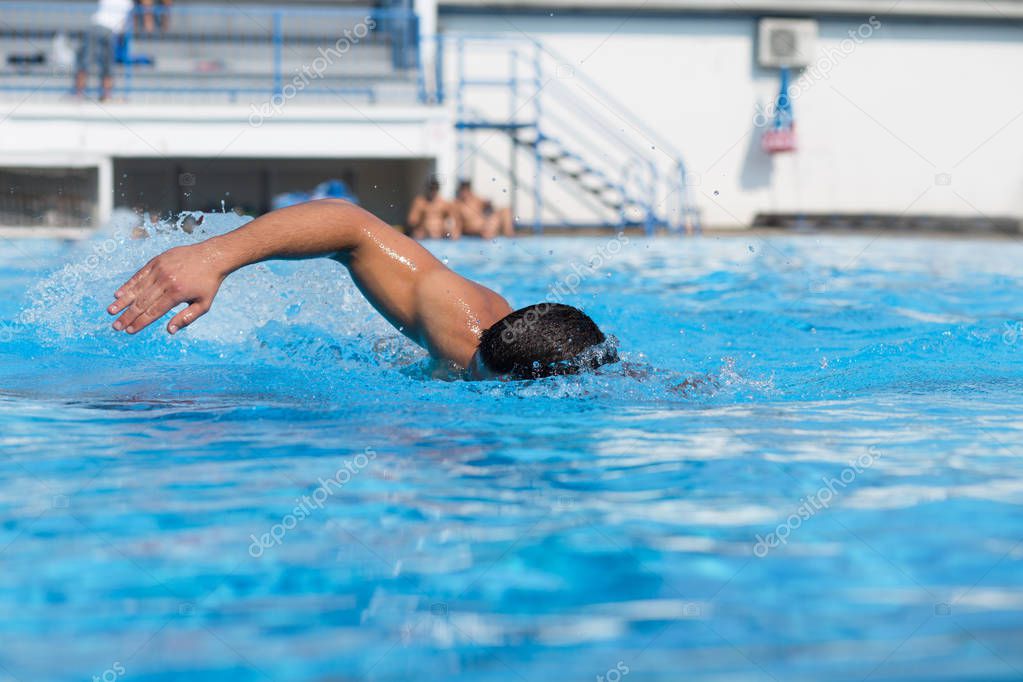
left=442, top=35, right=701, bottom=234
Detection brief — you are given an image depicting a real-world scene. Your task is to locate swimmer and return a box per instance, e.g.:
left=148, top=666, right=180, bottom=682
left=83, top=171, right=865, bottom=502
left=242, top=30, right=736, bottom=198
left=107, top=199, right=618, bottom=380
left=454, top=180, right=515, bottom=239
left=407, top=177, right=458, bottom=240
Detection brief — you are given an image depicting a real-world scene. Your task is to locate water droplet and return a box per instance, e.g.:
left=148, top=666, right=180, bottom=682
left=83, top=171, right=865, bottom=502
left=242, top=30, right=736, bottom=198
left=713, top=190, right=720, bottom=196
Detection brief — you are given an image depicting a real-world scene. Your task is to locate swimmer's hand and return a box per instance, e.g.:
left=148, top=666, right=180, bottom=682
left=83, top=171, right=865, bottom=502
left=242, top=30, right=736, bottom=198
left=108, top=243, right=227, bottom=335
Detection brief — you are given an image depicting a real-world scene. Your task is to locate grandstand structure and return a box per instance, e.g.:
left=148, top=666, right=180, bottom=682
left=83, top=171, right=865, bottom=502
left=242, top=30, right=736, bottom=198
left=1, top=0, right=1022, bottom=234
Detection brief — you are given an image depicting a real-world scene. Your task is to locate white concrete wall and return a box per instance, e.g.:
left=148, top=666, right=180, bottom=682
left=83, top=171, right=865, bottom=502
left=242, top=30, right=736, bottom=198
left=0, top=102, right=454, bottom=228
left=440, top=12, right=1023, bottom=227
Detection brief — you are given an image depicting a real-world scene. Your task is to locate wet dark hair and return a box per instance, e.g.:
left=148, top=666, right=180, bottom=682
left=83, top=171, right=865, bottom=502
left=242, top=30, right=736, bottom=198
left=425, top=177, right=440, bottom=193
left=477, top=303, right=618, bottom=379
left=457, top=179, right=472, bottom=193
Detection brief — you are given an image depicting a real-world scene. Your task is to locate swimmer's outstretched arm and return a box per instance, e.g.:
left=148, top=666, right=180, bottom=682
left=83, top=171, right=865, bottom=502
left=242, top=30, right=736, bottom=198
left=108, top=199, right=511, bottom=367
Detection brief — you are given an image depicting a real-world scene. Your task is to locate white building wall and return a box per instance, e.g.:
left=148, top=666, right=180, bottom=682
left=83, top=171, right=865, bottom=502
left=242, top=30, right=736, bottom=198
left=440, top=12, right=1023, bottom=227
left=0, top=102, right=454, bottom=228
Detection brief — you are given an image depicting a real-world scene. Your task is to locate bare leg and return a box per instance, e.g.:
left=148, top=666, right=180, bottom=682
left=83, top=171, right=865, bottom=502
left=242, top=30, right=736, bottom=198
left=139, top=0, right=156, bottom=33
left=447, top=217, right=462, bottom=240
left=481, top=216, right=499, bottom=240
left=498, top=207, right=514, bottom=237
left=75, top=71, right=87, bottom=96
left=100, top=76, right=113, bottom=101
left=159, top=0, right=171, bottom=31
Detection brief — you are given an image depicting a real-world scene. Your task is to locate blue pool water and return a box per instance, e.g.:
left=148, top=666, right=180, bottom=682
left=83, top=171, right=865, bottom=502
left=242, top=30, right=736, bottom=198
left=1, top=217, right=1022, bottom=681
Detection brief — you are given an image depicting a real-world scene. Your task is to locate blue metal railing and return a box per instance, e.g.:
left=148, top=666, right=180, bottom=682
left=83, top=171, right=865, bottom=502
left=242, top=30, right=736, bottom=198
left=439, top=34, right=701, bottom=234
left=0, top=1, right=422, bottom=105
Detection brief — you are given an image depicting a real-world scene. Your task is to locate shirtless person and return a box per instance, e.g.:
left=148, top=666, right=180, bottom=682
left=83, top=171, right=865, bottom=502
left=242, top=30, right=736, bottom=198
left=407, top=178, right=458, bottom=240
left=106, top=199, right=618, bottom=380
left=454, top=180, right=514, bottom=239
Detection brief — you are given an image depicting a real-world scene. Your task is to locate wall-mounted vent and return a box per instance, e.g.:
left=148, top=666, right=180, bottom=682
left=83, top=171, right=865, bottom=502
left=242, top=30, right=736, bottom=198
left=758, top=18, right=818, bottom=68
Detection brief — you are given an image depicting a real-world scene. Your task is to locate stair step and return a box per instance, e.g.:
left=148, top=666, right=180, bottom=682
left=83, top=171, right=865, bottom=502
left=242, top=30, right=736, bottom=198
left=502, top=127, right=673, bottom=228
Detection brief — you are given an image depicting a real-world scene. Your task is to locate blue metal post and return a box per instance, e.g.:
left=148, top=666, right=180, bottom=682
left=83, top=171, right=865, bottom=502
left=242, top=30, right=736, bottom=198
left=677, top=162, right=686, bottom=233
left=413, top=15, right=425, bottom=103
left=403, top=6, right=411, bottom=70
left=434, top=35, right=445, bottom=104
left=645, top=160, right=657, bottom=236
left=123, top=15, right=134, bottom=99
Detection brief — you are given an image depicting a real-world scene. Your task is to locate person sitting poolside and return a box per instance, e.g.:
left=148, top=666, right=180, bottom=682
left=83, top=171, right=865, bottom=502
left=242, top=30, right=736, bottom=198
left=407, top=178, right=458, bottom=240
left=107, top=199, right=618, bottom=380
left=454, top=180, right=515, bottom=239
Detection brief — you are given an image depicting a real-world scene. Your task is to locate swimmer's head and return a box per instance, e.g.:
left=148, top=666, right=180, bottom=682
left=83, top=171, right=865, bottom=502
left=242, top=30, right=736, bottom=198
left=471, top=303, right=618, bottom=380
left=425, top=177, right=440, bottom=199
left=456, top=179, right=472, bottom=199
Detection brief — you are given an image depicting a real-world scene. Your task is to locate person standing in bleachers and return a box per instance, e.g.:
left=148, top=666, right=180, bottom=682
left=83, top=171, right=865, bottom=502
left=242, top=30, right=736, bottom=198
left=135, top=0, right=173, bottom=34
left=74, top=0, right=134, bottom=102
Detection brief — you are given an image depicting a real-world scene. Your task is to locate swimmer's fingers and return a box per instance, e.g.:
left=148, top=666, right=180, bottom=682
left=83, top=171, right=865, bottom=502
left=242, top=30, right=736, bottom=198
left=167, top=302, right=209, bottom=335
left=108, top=265, right=156, bottom=316
left=113, top=266, right=147, bottom=301
left=112, top=279, right=164, bottom=331
left=121, top=292, right=180, bottom=335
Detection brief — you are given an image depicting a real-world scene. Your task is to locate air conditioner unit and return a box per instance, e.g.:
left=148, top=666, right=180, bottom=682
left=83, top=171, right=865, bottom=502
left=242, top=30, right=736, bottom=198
left=758, top=18, right=818, bottom=69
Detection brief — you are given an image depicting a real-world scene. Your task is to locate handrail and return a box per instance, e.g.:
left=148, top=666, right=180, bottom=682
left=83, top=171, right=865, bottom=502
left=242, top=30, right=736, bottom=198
left=535, top=40, right=686, bottom=163
left=0, top=2, right=404, bottom=18
left=440, top=32, right=685, bottom=162
left=0, top=1, right=421, bottom=105
left=444, top=32, right=697, bottom=232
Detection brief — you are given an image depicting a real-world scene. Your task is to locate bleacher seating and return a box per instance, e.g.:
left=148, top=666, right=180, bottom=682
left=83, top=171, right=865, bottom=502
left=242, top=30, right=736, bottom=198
left=0, top=1, right=422, bottom=105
